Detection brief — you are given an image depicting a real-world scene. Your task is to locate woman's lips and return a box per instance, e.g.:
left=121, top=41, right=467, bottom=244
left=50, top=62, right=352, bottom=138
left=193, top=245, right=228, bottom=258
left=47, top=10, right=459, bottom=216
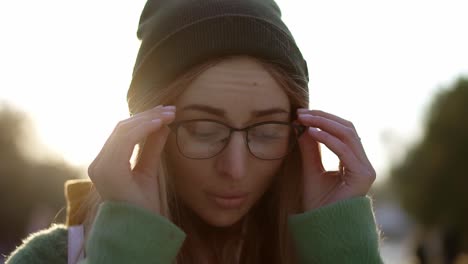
left=208, top=193, right=249, bottom=209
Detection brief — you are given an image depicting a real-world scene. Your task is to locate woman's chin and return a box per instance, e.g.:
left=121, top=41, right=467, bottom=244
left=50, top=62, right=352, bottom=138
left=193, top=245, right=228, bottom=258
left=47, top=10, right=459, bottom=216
left=200, top=210, right=246, bottom=228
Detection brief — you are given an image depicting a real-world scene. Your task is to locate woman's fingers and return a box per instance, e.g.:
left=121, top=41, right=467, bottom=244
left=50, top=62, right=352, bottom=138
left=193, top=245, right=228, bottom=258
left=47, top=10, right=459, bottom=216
left=89, top=105, right=173, bottom=175
left=132, top=121, right=173, bottom=176
left=297, top=109, right=374, bottom=165
left=128, top=104, right=176, bottom=120
left=297, top=113, right=365, bottom=161
left=297, top=109, right=376, bottom=185
left=124, top=112, right=175, bottom=148
left=305, top=127, right=360, bottom=172
left=118, top=119, right=165, bottom=162
left=298, top=109, right=355, bottom=129
left=88, top=104, right=176, bottom=210
left=106, top=109, right=175, bottom=164
left=113, top=106, right=175, bottom=137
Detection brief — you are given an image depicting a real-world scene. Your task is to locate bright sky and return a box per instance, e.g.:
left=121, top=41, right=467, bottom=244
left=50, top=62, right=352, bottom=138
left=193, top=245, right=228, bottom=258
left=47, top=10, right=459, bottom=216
left=1, top=1, right=467, bottom=184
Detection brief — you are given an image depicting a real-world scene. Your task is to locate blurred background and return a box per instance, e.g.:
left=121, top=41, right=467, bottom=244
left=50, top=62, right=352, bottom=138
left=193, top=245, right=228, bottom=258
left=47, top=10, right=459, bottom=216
left=1, top=0, right=467, bottom=263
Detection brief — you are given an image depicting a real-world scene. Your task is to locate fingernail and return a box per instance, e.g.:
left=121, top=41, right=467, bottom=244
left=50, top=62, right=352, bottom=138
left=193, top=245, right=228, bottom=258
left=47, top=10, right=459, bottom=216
left=163, top=105, right=176, bottom=110
left=152, top=118, right=162, bottom=123
left=297, top=108, right=309, bottom=113
left=298, top=113, right=313, bottom=119
left=162, top=111, right=175, bottom=116
left=308, top=127, right=320, bottom=133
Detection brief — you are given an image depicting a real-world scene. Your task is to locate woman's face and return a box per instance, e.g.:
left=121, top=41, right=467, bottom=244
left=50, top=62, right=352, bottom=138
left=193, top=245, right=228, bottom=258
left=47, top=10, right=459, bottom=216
left=166, top=57, right=290, bottom=227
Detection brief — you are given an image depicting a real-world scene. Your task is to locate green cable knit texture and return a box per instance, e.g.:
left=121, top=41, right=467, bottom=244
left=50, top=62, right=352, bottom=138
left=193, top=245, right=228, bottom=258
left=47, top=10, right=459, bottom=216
left=6, top=197, right=383, bottom=263
left=6, top=225, right=67, bottom=264
left=289, top=196, right=383, bottom=263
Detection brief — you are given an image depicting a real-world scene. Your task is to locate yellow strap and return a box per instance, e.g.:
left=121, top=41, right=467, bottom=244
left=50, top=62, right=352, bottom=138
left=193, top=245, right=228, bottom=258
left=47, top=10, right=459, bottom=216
left=65, top=179, right=93, bottom=226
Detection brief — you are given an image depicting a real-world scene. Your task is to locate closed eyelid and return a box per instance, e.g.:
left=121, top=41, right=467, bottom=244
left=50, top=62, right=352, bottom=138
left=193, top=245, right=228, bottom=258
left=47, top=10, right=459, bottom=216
left=173, top=119, right=293, bottom=131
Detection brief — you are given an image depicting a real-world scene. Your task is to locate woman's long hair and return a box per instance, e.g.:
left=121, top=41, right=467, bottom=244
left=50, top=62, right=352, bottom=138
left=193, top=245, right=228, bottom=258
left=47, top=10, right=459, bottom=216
left=76, top=56, right=312, bottom=264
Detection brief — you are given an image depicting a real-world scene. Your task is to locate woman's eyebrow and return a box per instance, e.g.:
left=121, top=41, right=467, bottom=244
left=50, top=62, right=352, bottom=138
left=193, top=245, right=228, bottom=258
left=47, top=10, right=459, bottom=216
left=181, top=104, right=289, bottom=118
left=252, top=108, right=289, bottom=118
left=182, top=104, right=226, bottom=116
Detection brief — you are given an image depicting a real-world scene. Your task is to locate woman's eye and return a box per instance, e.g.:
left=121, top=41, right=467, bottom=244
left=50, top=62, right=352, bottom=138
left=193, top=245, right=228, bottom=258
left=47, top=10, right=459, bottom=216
left=188, top=127, right=216, bottom=137
left=185, top=124, right=224, bottom=139
left=263, top=133, right=281, bottom=139
left=194, top=131, right=217, bottom=137
left=251, top=125, right=290, bottom=140
left=252, top=131, right=281, bottom=139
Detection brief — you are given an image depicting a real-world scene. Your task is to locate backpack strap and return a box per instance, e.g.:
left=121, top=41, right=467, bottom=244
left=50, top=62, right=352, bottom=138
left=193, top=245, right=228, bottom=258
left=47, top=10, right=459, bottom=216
left=65, top=179, right=93, bottom=226
left=68, top=225, right=85, bottom=264
left=65, top=179, right=92, bottom=263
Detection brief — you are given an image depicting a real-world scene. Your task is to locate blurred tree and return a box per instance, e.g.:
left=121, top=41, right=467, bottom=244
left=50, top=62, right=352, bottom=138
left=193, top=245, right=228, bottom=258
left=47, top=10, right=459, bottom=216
left=390, top=77, right=468, bottom=252
left=0, top=102, right=81, bottom=256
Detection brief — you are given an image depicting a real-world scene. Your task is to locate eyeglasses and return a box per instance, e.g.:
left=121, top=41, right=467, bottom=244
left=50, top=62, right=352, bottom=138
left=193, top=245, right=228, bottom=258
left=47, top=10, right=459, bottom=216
left=168, top=119, right=306, bottom=160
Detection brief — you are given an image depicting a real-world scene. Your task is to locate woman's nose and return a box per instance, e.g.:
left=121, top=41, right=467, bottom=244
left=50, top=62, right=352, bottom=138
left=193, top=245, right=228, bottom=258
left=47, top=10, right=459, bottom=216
left=215, top=132, right=249, bottom=180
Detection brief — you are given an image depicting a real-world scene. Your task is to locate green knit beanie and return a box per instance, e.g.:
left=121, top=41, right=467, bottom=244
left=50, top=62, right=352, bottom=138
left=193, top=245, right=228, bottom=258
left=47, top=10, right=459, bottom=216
left=127, top=0, right=309, bottom=106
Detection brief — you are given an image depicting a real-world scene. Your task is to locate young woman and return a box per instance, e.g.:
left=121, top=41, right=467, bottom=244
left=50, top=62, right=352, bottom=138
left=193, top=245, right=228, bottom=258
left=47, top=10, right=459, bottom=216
left=6, top=0, right=382, bottom=263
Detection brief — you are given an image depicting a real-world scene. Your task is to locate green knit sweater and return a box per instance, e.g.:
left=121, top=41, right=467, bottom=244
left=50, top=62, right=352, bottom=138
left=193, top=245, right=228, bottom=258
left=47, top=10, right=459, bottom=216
left=5, top=196, right=383, bottom=263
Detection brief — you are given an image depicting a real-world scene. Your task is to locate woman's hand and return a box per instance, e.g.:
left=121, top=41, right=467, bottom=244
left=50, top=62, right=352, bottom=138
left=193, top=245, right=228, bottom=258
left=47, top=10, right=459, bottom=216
left=297, top=109, right=376, bottom=212
left=88, top=105, right=176, bottom=215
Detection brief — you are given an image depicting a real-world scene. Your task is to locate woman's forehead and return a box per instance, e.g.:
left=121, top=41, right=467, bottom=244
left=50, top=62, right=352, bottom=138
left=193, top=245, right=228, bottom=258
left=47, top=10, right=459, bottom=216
left=175, top=57, right=290, bottom=111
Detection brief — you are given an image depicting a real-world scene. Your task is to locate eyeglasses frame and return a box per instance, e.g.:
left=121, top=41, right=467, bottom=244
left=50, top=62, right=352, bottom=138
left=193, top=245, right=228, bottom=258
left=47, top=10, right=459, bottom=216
left=167, top=119, right=307, bottom=160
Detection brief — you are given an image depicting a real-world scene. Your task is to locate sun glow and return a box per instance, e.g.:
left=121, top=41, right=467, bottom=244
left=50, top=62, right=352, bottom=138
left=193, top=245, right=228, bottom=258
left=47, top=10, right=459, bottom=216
left=1, top=1, right=467, bottom=181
